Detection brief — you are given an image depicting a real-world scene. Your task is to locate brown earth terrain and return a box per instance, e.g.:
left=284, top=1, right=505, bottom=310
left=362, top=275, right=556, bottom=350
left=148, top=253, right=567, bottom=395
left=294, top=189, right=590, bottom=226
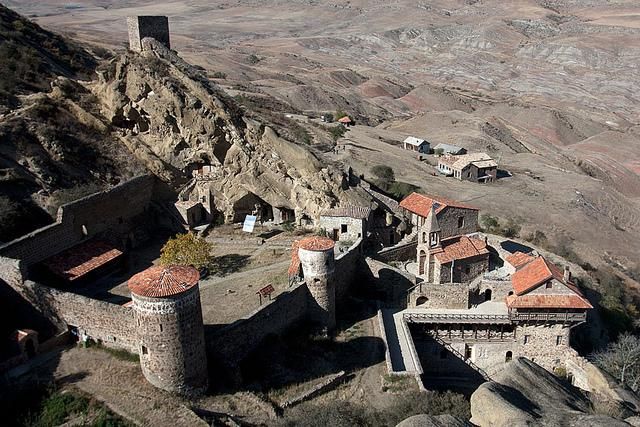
left=9, top=0, right=639, bottom=271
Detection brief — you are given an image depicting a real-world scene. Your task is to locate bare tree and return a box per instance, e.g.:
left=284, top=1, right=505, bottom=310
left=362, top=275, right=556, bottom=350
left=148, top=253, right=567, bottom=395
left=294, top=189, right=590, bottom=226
left=593, top=333, right=640, bottom=391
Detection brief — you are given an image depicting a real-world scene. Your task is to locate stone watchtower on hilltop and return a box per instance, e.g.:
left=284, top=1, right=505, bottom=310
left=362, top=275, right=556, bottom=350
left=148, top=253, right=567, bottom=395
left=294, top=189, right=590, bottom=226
left=128, top=265, right=208, bottom=396
left=127, top=16, right=170, bottom=52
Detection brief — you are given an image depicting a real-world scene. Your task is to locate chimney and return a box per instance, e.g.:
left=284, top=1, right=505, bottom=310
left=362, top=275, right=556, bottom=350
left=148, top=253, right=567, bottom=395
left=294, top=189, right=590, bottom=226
left=563, top=266, right=571, bottom=282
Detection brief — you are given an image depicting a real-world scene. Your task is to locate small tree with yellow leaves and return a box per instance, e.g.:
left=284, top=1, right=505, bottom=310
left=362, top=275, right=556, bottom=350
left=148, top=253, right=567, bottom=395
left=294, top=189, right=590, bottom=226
left=159, top=232, right=213, bottom=270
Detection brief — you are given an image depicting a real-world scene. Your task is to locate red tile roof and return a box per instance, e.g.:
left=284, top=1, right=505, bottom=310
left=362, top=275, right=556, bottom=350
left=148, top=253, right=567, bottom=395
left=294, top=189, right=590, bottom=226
left=298, top=236, right=335, bottom=251
left=128, top=265, right=200, bottom=298
left=399, top=192, right=478, bottom=218
left=512, top=256, right=570, bottom=295
left=433, top=236, right=489, bottom=264
left=288, top=240, right=301, bottom=277
left=506, top=294, right=593, bottom=309
left=42, top=239, right=123, bottom=282
left=505, top=251, right=535, bottom=270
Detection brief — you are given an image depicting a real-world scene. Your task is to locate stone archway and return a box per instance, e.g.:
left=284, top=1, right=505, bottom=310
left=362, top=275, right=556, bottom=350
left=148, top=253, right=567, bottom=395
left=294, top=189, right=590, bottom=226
left=505, top=351, right=513, bottom=362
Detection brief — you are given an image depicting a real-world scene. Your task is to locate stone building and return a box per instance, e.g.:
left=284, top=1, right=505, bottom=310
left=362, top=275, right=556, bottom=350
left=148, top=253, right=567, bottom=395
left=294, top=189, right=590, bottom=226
left=128, top=265, right=209, bottom=396
left=319, top=206, right=372, bottom=243
left=415, top=205, right=489, bottom=284
left=403, top=137, right=430, bottom=154
left=437, top=153, right=497, bottom=183
left=127, top=16, right=171, bottom=52
left=296, top=236, right=336, bottom=333
left=399, top=192, right=479, bottom=234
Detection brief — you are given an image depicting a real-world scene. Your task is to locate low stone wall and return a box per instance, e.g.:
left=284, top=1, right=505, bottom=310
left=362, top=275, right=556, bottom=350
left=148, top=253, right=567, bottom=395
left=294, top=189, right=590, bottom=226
left=376, top=241, right=417, bottom=263
left=207, top=283, right=309, bottom=363
left=21, top=281, right=137, bottom=352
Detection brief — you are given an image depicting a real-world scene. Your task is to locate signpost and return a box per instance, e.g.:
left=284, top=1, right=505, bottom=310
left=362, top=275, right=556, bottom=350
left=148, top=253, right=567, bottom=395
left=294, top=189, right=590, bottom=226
left=243, top=215, right=257, bottom=233
left=256, top=284, right=275, bottom=305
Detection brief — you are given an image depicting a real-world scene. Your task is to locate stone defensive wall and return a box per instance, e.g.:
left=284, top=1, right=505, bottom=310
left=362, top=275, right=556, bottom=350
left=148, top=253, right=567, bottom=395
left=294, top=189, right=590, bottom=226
left=334, top=238, right=363, bottom=302
left=0, top=175, right=156, bottom=268
left=375, top=240, right=418, bottom=263
left=22, top=280, right=136, bottom=352
left=207, top=283, right=310, bottom=363
left=364, top=257, right=416, bottom=306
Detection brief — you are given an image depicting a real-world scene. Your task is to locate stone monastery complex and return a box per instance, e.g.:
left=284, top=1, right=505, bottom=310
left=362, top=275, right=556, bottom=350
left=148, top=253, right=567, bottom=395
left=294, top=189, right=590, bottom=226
left=0, top=15, right=603, bottom=400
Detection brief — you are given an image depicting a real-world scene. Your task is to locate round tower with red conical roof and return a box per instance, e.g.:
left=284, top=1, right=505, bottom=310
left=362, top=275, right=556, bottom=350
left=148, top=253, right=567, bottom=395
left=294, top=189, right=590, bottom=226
left=128, top=265, right=208, bottom=395
left=297, top=236, right=336, bottom=333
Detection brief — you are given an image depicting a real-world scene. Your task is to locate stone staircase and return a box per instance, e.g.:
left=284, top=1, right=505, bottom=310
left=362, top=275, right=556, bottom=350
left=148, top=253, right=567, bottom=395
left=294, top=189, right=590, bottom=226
left=430, top=335, right=491, bottom=381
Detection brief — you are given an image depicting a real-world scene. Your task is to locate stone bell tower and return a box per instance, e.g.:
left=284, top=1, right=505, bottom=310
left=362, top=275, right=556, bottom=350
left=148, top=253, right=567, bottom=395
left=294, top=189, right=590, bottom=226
left=417, top=205, right=442, bottom=281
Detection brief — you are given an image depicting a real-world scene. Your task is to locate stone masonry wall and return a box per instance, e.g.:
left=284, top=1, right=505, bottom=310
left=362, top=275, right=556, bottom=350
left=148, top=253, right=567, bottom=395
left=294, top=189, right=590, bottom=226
left=437, top=207, right=479, bottom=240
left=127, top=16, right=170, bottom=52
left=435, top=254, right=488, bottom=284
left=376, top=240, right=418, bottom=263
left=318, top=216, right=365, bottom=242
left=334, top=238, right=363, bottom=303
left=21, top=280, right=137, bottom=352
left=133, top=287, right=208, bottom=395
left=207, top=283, right=309, bottom=364
left=364, top=257, right=416, bottom=307
left=410, top=282, right=468, bottom=309
left=0, top=175, right=155, bottom=268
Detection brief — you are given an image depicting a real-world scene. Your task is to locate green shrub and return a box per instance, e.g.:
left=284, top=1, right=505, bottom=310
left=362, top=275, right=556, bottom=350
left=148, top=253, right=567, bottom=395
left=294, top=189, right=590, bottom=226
left=388, top=182, right=419, bottom=199
left=247, top=54, right=260, bottom=64
left=328, top=124, right=347, bottom=141
left=335, top=110, right=348, bottom=120
left=290, top=123, right=312, bottom=144
left=371, top=165, right=395, bottom=182
left=480, top=214, right=500, bottom=233
left=37, top=392, right=89, bottom=426
left=212, top=71, right=227, bottom=79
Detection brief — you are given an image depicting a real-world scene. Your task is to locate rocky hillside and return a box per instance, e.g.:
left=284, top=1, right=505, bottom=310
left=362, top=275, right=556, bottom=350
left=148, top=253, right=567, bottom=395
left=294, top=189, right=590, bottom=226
left=0, top=4, right=95, bottom=112
left=91, top=37, right=365, bottom=219
left=470, top=358, right=638, bottom=426
left=0, top=6, right=364, bottom=241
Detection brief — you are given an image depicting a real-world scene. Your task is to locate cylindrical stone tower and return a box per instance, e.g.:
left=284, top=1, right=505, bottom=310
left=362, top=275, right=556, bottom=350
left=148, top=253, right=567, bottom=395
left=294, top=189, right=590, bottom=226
left=128, top=265, right=208, bottom=395
left=298, top=236, right=336, bottom=333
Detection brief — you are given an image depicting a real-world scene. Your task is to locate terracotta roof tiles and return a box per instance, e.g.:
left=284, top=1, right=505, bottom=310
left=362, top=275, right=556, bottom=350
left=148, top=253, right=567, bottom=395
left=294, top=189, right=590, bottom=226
left=298, top=236, right=335, bottom=251
left=512, top=256, right=567, bottom=295
left=506, top=294, right=592, bottom=309
left=399, top=192, right=478, bottom=219
left=128, top=265, right=200, bottom=298
left=42, top=239, right=123, bottom=282
left=288, top=240, right=301, bottom=277
left=433, top=236, right=489, bottom=264
left=505, top=251, right=535, bottom=270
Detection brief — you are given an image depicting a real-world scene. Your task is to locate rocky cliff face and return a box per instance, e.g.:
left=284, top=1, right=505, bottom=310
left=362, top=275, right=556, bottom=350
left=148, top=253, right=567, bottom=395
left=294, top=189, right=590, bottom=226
left=90, top=37, right=368, bottom=220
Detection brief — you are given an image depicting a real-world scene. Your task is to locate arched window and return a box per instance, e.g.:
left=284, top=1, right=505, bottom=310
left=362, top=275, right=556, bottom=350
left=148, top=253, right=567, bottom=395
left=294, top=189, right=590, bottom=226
left=416, top=296, right=428, bottom=306
left=422, top=232, right=427, bottom=243
left=508, top=291, right=514, bottom=296
left=484, top=289, right=492, bottom=301
left=505, top=351, right=512, bottom=362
